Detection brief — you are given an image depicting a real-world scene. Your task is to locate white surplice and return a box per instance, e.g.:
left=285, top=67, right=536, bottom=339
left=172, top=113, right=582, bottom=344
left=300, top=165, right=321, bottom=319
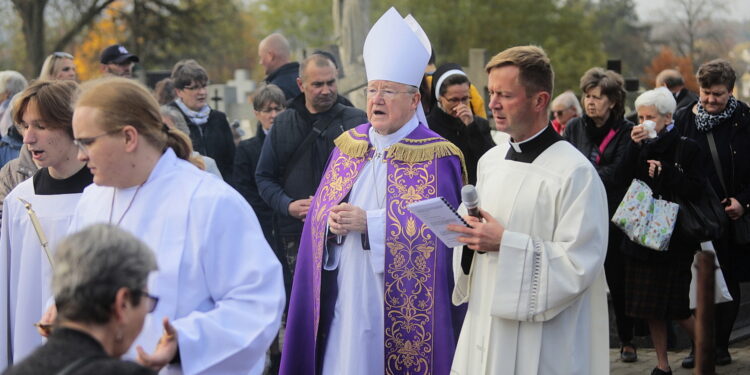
left=321, top=116, right=419, bottom=375
left=69, top=148, right=285, bottom=375
left=451, top=142, right=610, bottom=375
left=0, top=179, right=82, bottom=368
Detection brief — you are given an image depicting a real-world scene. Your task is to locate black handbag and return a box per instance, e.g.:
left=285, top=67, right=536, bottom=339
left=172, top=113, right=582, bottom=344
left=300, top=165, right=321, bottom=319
left=672, top=136, right=727, bottom=242
left=705, top=133, right=750, bottom=244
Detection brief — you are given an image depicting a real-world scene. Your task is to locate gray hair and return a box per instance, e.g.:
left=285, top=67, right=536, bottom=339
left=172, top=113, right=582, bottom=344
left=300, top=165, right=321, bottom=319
left=655, top=69, right=684, bottom=90
left=580, top=67, right=626, bottom=120
left=171, top=59, right=209, bottom=90
left=551, top=91, right=582, bottom=116
left=635, top=87, right=677, bottom=116
left=160, top=105, right=191, bottom=135
left=0, top=71, right=28, bottom=97
left=53, top=224, right=157, bottom=324
left=252, top=84, right=286, bottom=111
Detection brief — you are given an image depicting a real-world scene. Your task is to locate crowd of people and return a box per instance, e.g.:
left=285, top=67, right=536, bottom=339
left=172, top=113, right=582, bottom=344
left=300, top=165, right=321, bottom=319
left=0, top=5, right=748, bottom=375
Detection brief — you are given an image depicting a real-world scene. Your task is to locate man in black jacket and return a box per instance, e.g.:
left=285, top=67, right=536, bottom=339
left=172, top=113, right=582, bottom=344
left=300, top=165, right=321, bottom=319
left=259, top=33, right=301, bottom=100
left=656, top=69, right=698, bottom=113
left=255, top=54, right=367, bottom=294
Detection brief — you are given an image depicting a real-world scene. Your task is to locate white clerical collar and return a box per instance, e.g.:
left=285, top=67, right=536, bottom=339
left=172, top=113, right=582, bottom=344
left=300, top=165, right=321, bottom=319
left=509, top=125, right=547, bottom=153
left=369, top=114, right=419, bottom=151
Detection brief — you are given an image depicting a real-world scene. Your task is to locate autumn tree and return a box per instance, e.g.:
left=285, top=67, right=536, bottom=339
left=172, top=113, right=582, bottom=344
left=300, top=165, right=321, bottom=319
left=11, top=0, right=117, bottom=76
left=643, top=46, right=698, bottom=92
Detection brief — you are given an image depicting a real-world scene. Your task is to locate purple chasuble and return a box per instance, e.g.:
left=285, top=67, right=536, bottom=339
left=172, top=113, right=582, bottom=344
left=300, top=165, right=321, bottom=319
left=281, top=123, right=466, bottom=375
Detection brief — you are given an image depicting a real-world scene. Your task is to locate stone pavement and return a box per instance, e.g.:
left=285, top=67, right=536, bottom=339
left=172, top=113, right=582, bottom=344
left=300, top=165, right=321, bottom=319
left=611, top=337, right=750, bottom=374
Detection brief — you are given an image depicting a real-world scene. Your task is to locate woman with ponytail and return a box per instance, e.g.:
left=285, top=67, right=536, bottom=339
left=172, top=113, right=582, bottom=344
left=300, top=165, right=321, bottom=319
left=60, top=77, right=285, bottom=374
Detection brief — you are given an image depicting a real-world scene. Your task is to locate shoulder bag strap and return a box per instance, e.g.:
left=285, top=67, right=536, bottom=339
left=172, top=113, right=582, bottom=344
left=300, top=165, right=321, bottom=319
left=595, top=128, right=617, bottom=165
left=283, top=104, right=347, bottom=182
left=706, top=132, right=729, bottom=197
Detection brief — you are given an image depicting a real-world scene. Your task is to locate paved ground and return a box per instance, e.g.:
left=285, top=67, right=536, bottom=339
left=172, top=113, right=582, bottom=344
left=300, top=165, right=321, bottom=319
left=611, top=337, right=750, bottom=374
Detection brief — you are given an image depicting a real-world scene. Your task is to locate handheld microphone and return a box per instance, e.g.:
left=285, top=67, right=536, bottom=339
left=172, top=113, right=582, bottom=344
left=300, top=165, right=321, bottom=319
left=461, top=185, right=481, bottom=220
left=461, top=185, right=485, bottom=254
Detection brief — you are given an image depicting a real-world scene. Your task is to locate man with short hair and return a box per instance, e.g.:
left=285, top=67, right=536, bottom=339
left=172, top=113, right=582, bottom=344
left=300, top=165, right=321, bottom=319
left=258, top=33, right=301, bottom=99
left=656, top=68, right=698, bottom=112
left=448, top=46, right=609, bottom=374
left=280, top=8, right=466, bottom=374
left=99, top=44, right=139, bottom=78
left=550, top=90, right=581, bottom=134
left=255, top=54, right=367, bottom=297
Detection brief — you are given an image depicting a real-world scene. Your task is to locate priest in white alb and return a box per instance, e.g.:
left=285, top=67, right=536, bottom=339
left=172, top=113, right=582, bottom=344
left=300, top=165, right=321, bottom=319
left=447, top=46, right=610, bottom=374
left=0, top=80, right=92, bottom=368
left=66, top=77, right=285, bottom=375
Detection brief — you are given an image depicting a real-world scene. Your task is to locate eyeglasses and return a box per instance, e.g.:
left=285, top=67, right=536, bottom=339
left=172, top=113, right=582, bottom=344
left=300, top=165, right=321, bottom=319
left=73, top=129, right=121, bottom=155
left=135, top=290, right=160, bottom=313
left=365, top=87, right=415, bottom=100
left=52, top=52, right=74, bottom=59
left=259, top=106, right=284, bottom=114
left=443, top=96, right=471, bottom=104
left=183, top=82, right=209, bottom=91
left=553, top=109, right=568, bottom=117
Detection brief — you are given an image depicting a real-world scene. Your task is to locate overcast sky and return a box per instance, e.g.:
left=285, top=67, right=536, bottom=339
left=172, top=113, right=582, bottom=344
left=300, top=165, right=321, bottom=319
left=632, top=0, right=749, bottom=22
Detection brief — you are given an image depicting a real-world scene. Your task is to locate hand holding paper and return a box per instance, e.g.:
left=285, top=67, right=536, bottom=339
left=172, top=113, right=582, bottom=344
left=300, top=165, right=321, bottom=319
left=447, top=209, right=504, bottom=252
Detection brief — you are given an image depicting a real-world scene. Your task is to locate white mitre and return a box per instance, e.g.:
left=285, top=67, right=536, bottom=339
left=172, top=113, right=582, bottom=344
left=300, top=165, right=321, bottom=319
left=363, top=7, right=432, bottom=125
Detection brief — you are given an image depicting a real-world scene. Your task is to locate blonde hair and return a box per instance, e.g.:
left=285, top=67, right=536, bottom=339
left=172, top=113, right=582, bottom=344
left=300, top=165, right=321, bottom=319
left=76, top=77, right=202, bottom=168
left=39, top=53, right=73, bottom=81
left=11, top=80, right=78, bottom=137
left=485, top=45, right=553, bottom=96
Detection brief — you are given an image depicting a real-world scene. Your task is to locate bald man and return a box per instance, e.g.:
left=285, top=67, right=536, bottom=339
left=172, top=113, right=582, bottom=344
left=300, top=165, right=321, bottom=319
left=259, top=33, right=302, bottom=99
left=656, top=69, right=698, bottom=112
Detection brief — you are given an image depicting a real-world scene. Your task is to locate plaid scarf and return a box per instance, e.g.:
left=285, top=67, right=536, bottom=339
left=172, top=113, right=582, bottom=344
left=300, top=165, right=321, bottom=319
left=695, top=96, right=737, bottom=133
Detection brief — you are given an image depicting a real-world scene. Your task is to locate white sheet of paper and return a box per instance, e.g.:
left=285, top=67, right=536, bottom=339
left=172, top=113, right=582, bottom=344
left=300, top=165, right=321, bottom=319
left=407, top=197, right=468, bottom=247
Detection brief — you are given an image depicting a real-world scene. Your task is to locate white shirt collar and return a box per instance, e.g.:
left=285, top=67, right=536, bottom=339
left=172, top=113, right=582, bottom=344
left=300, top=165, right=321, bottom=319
left=369, top=114, right=419, bottom=152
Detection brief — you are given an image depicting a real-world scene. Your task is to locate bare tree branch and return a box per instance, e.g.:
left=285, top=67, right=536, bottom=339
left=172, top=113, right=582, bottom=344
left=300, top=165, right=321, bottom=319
left=52, top=0, right=118, bottom=52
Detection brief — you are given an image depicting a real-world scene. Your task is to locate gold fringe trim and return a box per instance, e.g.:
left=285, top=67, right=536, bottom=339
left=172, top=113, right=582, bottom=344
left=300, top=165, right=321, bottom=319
left=388, top=141, right=468, bottom=185
left=334, top=131, right=370, bottom=158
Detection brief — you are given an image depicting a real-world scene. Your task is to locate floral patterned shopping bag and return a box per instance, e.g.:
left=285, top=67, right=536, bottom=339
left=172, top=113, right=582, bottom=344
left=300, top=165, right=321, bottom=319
left=611, top=179, right=679, bottom=251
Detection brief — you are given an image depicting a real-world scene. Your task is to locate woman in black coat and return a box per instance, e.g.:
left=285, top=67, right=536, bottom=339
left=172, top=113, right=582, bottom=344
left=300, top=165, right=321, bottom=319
left=617, top=88, right=702, bottom=375
left=673, top=59, right=750, bottom=368
left=563, top=67, right=637, bottom=361
left=169, top=59, right=235, bottom=184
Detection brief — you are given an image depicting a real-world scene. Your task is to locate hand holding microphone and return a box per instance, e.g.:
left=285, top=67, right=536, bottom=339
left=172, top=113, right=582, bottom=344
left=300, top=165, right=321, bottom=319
left=446, top=185, right=504, bottom=253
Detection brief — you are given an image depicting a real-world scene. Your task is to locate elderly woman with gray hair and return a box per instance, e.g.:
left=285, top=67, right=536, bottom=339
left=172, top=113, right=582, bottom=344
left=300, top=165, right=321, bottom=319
left=168, top=60, right=235, bottom=184
left=3, top=224, right=168, bottom=375
left=616, top=87, right=702, bottom=375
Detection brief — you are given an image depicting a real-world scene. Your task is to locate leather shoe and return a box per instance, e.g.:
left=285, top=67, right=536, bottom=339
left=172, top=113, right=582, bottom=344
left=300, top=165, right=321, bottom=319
left=620, top=344, right=637, bottom=363
left=651, top=367, right=672, bottom=375
left=681, top=350, right=694, bottom=369
left=716, top=347, right=732, bottom=366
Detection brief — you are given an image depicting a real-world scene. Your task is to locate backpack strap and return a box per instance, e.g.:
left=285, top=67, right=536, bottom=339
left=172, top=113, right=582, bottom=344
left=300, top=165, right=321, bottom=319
left=283, top=104, right=347, bottom=182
